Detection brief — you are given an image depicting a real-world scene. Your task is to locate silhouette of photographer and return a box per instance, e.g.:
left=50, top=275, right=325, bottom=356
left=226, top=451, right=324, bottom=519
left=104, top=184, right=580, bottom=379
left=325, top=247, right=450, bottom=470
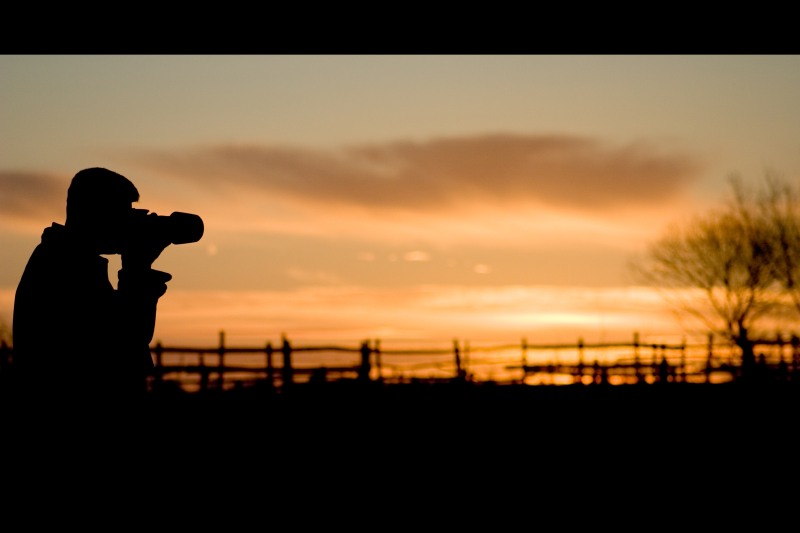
left=12, top=167, right=198, bottom=410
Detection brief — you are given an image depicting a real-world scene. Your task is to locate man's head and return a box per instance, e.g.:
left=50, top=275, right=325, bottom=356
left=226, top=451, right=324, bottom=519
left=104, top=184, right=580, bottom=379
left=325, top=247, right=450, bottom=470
left=65, top=168, right=139, bottom=254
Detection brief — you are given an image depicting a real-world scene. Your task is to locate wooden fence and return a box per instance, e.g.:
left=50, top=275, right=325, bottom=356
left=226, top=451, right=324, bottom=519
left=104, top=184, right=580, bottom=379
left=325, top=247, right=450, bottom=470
left=2, top=331, right=799, bottom=394
left=139, top=331, right=800, bottom=393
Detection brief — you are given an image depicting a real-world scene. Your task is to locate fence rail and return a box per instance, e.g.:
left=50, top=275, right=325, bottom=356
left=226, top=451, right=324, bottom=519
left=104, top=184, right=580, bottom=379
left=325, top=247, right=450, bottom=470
left=138, top=331, right=800, bottom=393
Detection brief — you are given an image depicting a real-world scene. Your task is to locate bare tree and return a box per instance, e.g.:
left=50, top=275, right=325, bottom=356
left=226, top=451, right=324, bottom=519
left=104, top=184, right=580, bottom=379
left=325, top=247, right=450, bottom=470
left=633, top=175, right=793, bottom=371
left=751, top=174, right=800, bottom=316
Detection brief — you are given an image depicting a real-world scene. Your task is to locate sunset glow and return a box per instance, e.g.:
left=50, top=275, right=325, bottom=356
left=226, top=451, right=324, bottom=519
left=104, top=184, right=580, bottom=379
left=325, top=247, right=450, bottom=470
left=3, top=55, right=800, bottom=351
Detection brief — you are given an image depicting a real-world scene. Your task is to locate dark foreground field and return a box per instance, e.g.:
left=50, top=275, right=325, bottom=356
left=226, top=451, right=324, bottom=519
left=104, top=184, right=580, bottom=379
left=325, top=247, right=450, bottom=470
left=144, top=380, right=800, bottom=446
left=7, top=379, right=799, bottom=439
left=5, top=380, right=800, bottom=489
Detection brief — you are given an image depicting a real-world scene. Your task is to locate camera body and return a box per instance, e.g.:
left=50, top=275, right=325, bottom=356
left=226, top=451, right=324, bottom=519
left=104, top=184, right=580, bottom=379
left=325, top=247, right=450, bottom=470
left=127, top=209, right=204, bottom=246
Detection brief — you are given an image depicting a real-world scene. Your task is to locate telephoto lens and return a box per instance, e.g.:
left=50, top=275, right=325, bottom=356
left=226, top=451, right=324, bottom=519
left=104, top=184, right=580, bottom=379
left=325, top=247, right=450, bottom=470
left=168, top=212, right=204, bottom=245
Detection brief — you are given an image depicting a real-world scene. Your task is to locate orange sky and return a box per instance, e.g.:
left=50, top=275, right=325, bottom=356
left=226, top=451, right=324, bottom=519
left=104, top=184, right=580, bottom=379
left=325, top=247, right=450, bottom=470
left=2, top=55, right=800, bottom=348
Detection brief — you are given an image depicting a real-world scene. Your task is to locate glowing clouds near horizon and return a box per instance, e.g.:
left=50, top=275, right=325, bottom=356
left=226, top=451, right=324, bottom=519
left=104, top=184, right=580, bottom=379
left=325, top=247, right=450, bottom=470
left=403, top=250, right=430, bottom=262
left=473, top=264, right=491, bottom=274
left=138, top=285, right=685, bottom=347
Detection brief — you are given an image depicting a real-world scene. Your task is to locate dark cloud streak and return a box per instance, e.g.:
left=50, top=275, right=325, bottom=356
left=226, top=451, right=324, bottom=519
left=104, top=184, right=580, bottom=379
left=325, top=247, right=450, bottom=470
left=0, top=134, right=701, bottom=225
left=142, top=133, right=701, bottom=214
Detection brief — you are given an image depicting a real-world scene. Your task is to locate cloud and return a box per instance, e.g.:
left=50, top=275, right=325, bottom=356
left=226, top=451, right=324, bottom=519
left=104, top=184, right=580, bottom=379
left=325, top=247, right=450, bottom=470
left=84, top=284, right=684, bottom=346
left=132, top=133, right=702, bottom=215
left=0, top=134, right=702, bottom=250
left=285, top=267, right=342, bottom=285
left=473, top=264, right=491, bottom=274
left=403, top=250, right=431, bottom=262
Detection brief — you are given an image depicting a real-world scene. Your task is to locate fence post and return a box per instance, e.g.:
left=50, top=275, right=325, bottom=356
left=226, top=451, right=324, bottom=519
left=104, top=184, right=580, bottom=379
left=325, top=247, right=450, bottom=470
left=576, top=337, right=585, bottom=385
left=281, top=334, right=293, bottom=389
left=265, top=342, right=274, bottom=388
left=775, top=331, right=787, bottom=381
left=464, top=341, right=470, bottom=379
left=359, top=340, right=371, bottom=382
left=657, top=345, right=669, bottom=384
left=705, top=333, right=714, bottom=384
left=217, top=330, right=226, bottom=390
left=680, top=338, right=687, bottom=383
left=520, top=338, right=528, bottom=383
left=648, top=342, right=659, bottom=384
left=593, top=359, right=608, bottom=385
left=453, top=339, right=463, bottom=380
left=199, top=354, right=208, bottom=393
left=521, top=337, right=528, bottom=366
left=374, top=339, right=382, bottom=382
left=633, top=332, right=641, bottom=384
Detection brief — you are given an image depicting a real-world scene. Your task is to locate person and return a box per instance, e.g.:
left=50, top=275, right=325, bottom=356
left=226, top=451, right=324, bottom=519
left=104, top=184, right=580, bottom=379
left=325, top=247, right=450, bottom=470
left=12, top=167, right=173, bottom=412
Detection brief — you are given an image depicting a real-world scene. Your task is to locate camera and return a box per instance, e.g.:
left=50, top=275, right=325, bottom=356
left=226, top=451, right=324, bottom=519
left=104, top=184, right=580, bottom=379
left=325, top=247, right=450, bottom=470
left=127, top=209, right=204, bottom=246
